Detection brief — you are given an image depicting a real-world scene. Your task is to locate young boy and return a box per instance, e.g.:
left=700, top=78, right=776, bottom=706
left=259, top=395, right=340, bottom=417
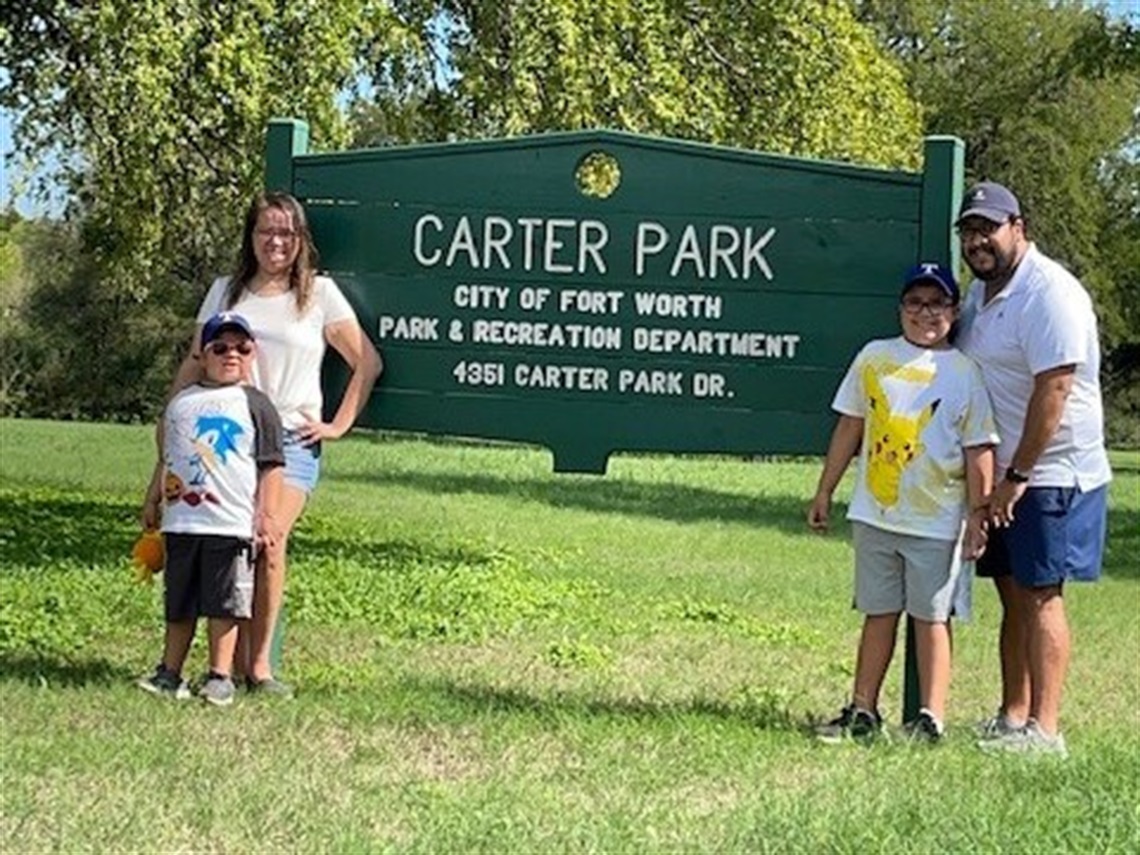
left=808, top=263, right=997, bottom=742
left=137, top=312, right=285, bottom=706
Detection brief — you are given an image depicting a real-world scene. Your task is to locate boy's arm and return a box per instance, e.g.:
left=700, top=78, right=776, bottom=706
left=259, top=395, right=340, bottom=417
left=963, top=444, right=996, bottom=559
left=141, top=419, right=166, bottom=530
left=808, top=414, right=863, bottom=531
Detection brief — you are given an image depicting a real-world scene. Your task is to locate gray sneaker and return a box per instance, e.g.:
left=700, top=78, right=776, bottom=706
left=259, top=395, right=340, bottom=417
left=978, top=719, right=1068, bottom=758
left=815, top=704, right=882, bottom=744
left=977, top=710, right=1024, bottom=738
left=137, top=665, right=191, bottom=700
left=246, top=676, right=294, bottom=699
left=199, top=675, right=236, bottom=707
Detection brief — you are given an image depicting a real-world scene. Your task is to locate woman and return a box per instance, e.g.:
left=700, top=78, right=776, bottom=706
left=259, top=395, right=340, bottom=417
left=172, top=191, right=382, bottom=695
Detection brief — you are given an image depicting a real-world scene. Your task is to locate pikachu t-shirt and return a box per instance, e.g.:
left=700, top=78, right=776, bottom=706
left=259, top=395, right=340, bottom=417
left=832, top=336, right=999, bottom=541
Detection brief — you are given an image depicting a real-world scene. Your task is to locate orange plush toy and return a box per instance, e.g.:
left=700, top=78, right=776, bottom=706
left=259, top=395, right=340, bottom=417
left=131, top=529, right=165, bottom=583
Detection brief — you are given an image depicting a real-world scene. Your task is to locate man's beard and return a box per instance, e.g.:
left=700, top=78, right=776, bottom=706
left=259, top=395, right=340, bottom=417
left=965, top=243, right=1018, bottom=283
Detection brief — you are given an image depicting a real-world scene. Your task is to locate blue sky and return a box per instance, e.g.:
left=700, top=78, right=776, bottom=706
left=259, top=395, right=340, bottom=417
left=2, top=0, right=1137, bottom=217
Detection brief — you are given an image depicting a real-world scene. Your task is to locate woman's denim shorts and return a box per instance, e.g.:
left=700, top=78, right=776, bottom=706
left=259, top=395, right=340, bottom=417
left=282, top=430, right=321, bottom=494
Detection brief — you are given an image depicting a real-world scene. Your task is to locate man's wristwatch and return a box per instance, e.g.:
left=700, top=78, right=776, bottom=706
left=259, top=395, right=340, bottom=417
left=1004, top=466, right=1031, bottom=484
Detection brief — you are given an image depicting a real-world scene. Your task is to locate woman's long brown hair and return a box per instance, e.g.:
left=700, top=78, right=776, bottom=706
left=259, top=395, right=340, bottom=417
left=227, top=191, right=319, bottom=313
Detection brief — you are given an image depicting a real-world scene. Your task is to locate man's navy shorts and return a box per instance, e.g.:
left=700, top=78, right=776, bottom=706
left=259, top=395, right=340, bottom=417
left=976, top=485, right=1108, bottom=588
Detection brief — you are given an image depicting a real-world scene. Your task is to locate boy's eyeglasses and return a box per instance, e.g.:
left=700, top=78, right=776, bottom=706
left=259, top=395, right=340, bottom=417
left=206, top=342, right=254, bottom=357
left=901, top=298, right=954, bottom=316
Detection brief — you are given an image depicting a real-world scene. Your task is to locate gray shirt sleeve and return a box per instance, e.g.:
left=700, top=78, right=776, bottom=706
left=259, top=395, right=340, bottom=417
left=243, top=387, right=286, bottom=468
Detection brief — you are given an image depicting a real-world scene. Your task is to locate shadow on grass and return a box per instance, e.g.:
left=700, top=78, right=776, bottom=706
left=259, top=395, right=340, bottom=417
left=397, top=675, right=801, bottom=733
left=331, top=469, right=811, bottom=532
left=1103, top=506, right=1140, bottom=581
left=289, top=528, right=502, bottom=569
left=0, top=653, right=135, bottom=688
left=0, top=490, right=138, bottom=570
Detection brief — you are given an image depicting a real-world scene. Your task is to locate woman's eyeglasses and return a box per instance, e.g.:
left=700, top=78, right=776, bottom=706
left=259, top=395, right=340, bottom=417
left=207, top=342, right=254, bottom=357
left=256, top=227, right=298, bottom=241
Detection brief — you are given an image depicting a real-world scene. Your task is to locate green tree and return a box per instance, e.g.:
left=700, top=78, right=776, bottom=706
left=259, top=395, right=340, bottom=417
left=356, top=0, right=924, bottom=168
left=3, top=1, right=410, bottom=296
left=854, top=0, right=1139, bottom=336
left=1, top=1, right=414, bottom=420
left=855, top=0, right=1140, bottom=443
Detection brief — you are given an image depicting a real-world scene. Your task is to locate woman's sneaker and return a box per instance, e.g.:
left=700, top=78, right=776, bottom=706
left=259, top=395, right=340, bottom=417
left=136, top=664, right=191, bottom=700
left=815, top=704, right=882, bottom=744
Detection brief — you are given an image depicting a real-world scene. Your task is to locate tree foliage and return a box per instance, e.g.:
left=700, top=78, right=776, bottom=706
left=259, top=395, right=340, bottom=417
left=1, top=1, right=412, bottom=420
left=2, top=1, right=408, bottom=296
left=854, top=0, right=1139, bottom=344
left=355, top=0, right=923, bottom=168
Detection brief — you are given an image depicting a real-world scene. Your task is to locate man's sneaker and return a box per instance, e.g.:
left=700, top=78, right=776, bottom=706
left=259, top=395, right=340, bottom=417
left=136, top=664, right=191, bottom=701
left=246, top=676, right=294, bottom=699
left=815, top=704, right=882, bottom=744
left=904, top=708, right=944, bottom=744
left=199, top=674, right=236, bottom=707
left=978, top=719, right=1068, bottom=758
left=977, top=709, right=1024, bottom=738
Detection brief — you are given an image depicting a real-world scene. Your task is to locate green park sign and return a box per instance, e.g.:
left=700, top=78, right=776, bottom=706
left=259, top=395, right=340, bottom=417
left=267, top=119, right=964, bottom=473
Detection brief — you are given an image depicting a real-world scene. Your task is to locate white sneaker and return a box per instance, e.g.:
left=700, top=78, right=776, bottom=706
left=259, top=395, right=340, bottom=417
left=978, top=719, right=1068, bottom=758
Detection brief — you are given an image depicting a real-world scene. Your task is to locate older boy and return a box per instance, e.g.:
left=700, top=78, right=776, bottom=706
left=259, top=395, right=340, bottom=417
left=137, top=312, right=284, bottom=706
left=809, top=263, right=998, bottom=742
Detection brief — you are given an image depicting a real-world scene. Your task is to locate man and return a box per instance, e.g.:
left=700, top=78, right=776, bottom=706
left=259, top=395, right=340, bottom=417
left=955, top=182, right=1112, bottom=757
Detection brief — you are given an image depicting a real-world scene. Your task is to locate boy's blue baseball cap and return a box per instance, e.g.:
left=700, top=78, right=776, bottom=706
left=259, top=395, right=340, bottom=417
left=201, top=312, right=255, bottom=346
left=901, top=262, right=960, bottom=305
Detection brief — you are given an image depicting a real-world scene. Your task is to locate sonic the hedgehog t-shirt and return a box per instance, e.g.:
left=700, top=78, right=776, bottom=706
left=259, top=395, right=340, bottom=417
left=160, top=384, right=284, bottom=538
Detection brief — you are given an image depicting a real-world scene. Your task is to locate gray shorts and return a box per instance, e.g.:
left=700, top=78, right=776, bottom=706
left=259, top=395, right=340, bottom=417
left=852, top=522, right=963, bottom=622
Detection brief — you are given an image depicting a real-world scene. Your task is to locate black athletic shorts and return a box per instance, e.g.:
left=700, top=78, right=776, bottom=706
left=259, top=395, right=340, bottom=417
left=163, top=533, right=254, bottom=621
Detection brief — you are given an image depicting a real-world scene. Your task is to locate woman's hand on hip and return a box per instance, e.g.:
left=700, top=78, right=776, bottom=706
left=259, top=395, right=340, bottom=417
left=297, top=419, right=344, bottom=445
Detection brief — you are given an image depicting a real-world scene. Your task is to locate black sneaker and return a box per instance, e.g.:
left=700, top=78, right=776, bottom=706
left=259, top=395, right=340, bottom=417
left=136, top=664, right=191, bottom=700
left=815, top=704, right=882, bottom=744
left=905, top=708, right=944, bottom=744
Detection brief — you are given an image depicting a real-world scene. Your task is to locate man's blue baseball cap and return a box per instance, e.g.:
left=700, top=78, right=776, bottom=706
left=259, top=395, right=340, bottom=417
left=901, top=262, right=960, bottom=305
left=201, top=312, right=255, bottom=346
left=956, top=181, right=1021, bottom=225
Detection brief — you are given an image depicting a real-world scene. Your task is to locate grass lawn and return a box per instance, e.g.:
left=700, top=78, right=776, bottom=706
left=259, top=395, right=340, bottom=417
left=1, top=418, right=1137, bottom=852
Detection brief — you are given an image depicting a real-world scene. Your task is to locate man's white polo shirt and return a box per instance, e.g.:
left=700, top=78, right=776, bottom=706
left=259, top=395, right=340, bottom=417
left=957, top=244, right=1111, bottom=490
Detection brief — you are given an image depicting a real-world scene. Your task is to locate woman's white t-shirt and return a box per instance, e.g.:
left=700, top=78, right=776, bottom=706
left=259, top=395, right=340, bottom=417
left=197, top=275, right=356, bottom=430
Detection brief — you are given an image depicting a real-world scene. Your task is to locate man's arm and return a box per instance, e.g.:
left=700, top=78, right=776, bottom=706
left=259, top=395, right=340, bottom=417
left=990, top=364, right=1075, bottom=526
